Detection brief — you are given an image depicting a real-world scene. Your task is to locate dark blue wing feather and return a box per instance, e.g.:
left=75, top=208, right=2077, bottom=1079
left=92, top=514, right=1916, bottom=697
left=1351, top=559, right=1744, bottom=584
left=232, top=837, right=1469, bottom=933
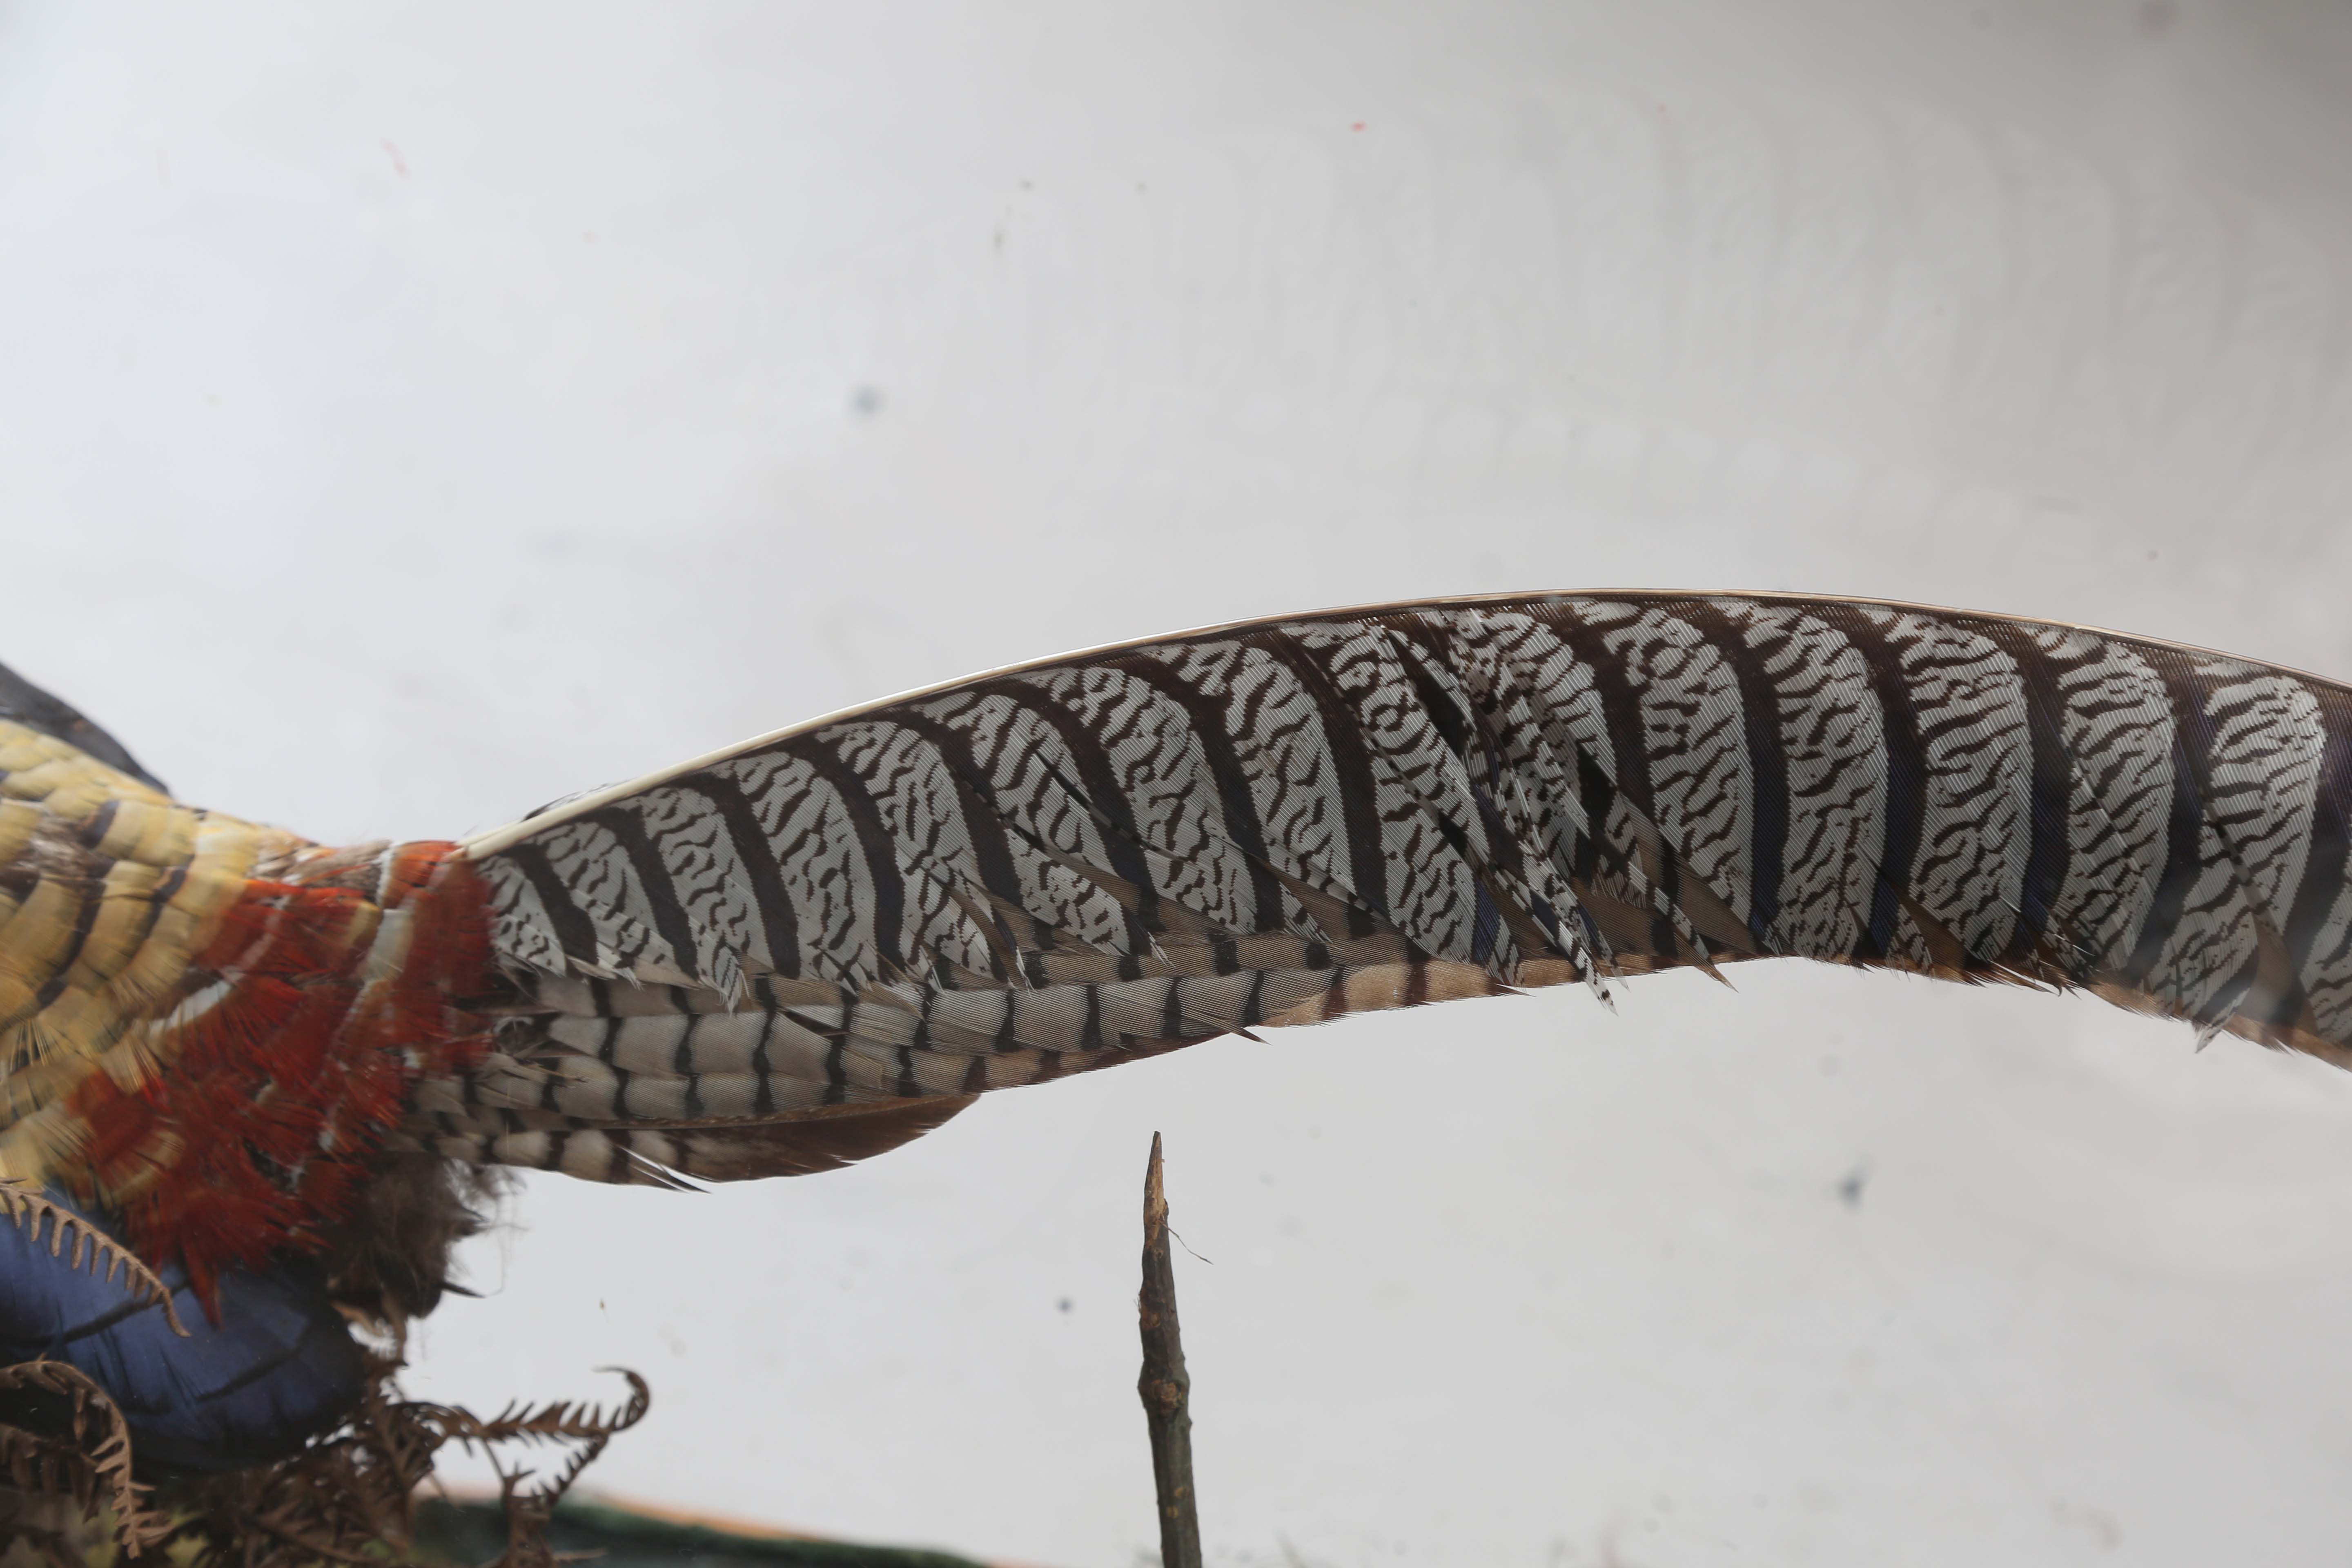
left=0, top=1190, right=365, bottom=1470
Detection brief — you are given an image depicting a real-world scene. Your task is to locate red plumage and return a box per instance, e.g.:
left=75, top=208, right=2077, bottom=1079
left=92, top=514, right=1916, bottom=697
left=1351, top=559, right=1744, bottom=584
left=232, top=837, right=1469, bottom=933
left=69, top=844, right=496, bottom=1306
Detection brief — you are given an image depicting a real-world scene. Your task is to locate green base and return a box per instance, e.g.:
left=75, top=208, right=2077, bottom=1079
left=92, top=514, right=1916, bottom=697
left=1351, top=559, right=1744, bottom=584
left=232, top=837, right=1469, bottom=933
left=409, top=1497, right=996, bottom=1568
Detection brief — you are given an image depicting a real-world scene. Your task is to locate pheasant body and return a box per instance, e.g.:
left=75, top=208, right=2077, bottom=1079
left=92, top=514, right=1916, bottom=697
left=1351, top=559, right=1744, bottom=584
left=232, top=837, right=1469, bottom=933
left=8, top=590, right=2352, bottom=1468
left=0, top=721, right=494, bottom=1305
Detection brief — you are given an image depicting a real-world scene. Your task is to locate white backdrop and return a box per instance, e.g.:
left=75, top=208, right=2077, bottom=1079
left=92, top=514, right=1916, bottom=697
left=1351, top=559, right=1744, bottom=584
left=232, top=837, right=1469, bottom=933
left=5, top=2, right=2352, bottom=1562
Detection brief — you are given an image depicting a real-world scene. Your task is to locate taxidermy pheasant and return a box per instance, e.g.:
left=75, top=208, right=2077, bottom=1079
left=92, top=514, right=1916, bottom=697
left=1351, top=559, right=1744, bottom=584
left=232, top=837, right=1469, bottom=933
left=4, top=592, right=2350, bottom=1472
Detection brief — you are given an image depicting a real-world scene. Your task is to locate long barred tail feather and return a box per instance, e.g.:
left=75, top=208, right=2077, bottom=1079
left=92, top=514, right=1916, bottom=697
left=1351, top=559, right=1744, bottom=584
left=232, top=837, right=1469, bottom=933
left=441, top=592, right=2352, bottom=1185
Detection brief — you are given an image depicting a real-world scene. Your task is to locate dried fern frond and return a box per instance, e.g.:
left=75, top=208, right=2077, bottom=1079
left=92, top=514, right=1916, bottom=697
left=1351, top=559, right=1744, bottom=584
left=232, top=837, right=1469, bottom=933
left=162, top=1356, right=650, bottom=1568
left=0, top=1183, right=187, bottom=1338
left=425, top=1369, right=653, bottom=1451
left=0, top=1329, right=650, bottom=1568
left=0, top=1359, right=173, bottom=1552
left=172, top=1353, right=442, bottom=1568
left=420, top=1368, right=651, bottom=1568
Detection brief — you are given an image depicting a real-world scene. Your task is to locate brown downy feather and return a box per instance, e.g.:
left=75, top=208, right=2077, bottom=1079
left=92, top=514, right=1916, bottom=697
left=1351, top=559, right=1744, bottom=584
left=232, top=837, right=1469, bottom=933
left=320, top=1155, right=509, bottom=1328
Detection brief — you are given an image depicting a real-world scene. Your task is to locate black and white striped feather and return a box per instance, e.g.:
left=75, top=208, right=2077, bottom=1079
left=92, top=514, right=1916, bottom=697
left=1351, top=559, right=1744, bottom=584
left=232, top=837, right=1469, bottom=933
left=416, top=592, right=2352, bottom=1185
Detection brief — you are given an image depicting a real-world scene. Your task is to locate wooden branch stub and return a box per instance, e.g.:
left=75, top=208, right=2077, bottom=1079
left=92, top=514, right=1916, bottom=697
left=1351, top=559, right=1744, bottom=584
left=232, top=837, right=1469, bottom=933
left=1138, top=1132, right=1202, bottom=1568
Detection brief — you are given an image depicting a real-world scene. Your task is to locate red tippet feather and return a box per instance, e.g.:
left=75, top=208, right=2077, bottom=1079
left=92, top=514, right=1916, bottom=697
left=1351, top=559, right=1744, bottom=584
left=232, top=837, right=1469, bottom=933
left=69, top=843, right=497, bottom=1306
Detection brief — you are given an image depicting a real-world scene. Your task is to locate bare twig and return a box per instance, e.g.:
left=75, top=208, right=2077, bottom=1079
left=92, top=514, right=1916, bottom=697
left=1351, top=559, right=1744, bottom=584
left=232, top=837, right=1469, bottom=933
left=1137, top=1132, right=1202, bottom=1568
